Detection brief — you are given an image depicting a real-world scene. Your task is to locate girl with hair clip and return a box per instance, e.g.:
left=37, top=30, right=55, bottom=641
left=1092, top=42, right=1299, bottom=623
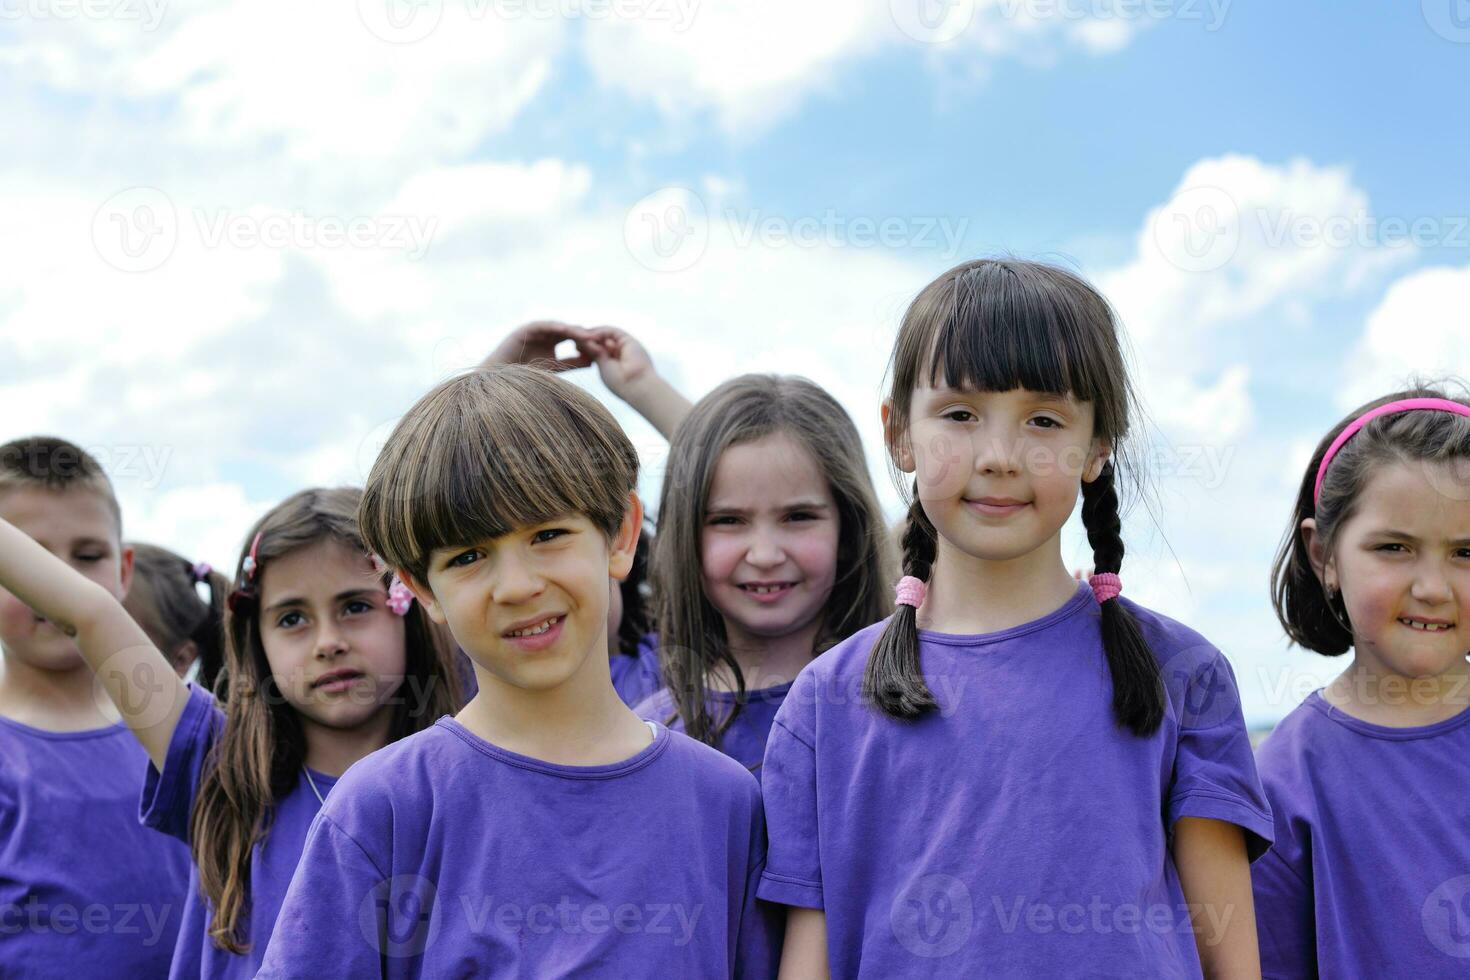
left=759, top=258, right=1274, bottom=978
left=1255, top=383, right=1470, bottom=978
left=634, top=374, right=894, bottom=770
left=0, top=486, right=461, bottom=979
left=123, top=541, right=231, bottom=690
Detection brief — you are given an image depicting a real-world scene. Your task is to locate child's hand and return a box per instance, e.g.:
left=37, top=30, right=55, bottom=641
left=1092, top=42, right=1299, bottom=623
left=482, top=321, right=596, bottom=373
left=582, top=326, right=659, bottom=401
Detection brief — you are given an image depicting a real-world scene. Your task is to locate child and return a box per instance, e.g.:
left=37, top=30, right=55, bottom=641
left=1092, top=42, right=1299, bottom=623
left=483, top=319, right=681, bottom=707
left=635, top=374, right=894, bottom=770
left=256, top=366, right=777, bottom=977
left=123, top=541, right=230, bottom=688
left=760, top=259, right=1274, bottom=977
left=0, top=436, right=190, bottom=979
left=0, top=483, right=461, bottom=979
left=1255, top=385, right=1470, bottom=977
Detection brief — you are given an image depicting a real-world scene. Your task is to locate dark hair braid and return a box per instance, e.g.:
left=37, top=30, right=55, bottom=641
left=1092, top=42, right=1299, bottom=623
left=863, top=489, right=940, bottom=717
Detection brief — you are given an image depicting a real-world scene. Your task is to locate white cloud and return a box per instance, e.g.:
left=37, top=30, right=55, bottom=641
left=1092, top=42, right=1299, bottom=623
left=1340, top=264, right=1470, bottom=408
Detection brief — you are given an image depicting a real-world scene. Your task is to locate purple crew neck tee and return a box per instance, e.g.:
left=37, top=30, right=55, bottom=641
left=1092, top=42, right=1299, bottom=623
left=0, top=714, right=190, bottom=980
left=256, top=716, right=779, bottom=978
left=635, top=681, right=794, bottom=771
left=139, top=682, right=338, bottom=979
left=758, top=582, right=1274, bottom=979
left=1252, top=689, right=1470, bottom=979
left=611, top=633, right=663, bottom=709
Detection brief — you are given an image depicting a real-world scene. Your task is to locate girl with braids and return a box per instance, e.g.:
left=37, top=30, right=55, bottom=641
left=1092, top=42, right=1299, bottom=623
left=1255, top=384, right=1470, bottom=978
left=759, top=259, right=1273, bottom=978
left=634, top=374, right=893, bottom=770
left=0, top=486, right=460, bottom=979
left=123, top=541, right=231, bottom=689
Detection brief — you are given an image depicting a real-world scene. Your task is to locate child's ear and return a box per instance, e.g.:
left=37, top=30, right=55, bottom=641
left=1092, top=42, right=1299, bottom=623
left=398, top=570, right=447, bottom=625
left=608, top=492, right=644, bottom=582
left=1082, top=439, right=1113, bottom=484
left=1299, top=518, right=1334, bottom=588
left=881, top=400, right=915, bottom=473
left=116, top=543, right=135, bottom=600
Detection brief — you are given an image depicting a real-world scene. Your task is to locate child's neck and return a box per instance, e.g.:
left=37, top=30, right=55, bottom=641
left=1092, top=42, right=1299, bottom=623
left=457, top=641, right=651, bottom=767
left=0, top=652, right=120, bottom=732
left=300, top=707, right=396, bottom=778
left=710, top=616, right=822, bottom=692
left=918, top=533, right=1079, bottom=636
left=1324, top=652, right=1470, bottom=728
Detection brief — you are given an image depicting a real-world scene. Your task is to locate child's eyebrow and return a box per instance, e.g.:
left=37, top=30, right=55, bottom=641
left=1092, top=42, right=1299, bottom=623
left=1369, top=529, right=1470, bottom=547
left=70, top=537, right=112, bottom=550
left=263, top=589, right=381, bottom=615
left=707, top=501, right=832, bottom=514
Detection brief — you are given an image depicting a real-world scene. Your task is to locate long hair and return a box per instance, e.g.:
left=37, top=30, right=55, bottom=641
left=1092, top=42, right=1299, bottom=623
left=866, top=258, right=1165, bottom=735
left=191, top=487, right=460, bottom=953
left=123, top=542, right=231, bottom=691
left=616, top=521, right=656, bottom=657
left=1271, top=380, right=1470, bottom=654
left=653, top=374, right=893, bottom=748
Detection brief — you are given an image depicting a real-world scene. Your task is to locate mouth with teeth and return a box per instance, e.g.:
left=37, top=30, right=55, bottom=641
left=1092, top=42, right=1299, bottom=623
left=504, top=615, right=564, bottom=638
left=1399, top=617, right=1455, bottom=632
left=738, top=582, right=797, bottom=603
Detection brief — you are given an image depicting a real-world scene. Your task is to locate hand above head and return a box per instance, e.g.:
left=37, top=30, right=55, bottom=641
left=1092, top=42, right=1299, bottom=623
left=481, top=320, right=597, bottom=373
left=581, top=325, right=659, bottom=402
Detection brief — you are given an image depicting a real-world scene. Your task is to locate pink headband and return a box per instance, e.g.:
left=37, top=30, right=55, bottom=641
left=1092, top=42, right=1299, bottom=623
left=1314, top=397, right=1470, bottom=505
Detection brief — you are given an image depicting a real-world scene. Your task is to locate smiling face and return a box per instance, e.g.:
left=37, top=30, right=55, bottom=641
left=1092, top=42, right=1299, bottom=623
left=699, top=432, right=840, bottom=649
left=255, top=538, right=407, bottom=731
left=1311, top=460, right=1470, bottom=680
left=889, top=385, right=1109, bottom=562
left=0, top=487, right=132, bottom=671
left=408, top=497, right=640, bottom=694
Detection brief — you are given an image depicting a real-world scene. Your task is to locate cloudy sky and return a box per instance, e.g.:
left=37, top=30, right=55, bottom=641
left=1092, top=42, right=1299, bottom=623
left=3, top=1, right=1467, bottom=724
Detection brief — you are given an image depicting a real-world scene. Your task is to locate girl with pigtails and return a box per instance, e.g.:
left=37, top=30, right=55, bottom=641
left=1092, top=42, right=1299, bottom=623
left=758, top=259, right=1273, bottom=978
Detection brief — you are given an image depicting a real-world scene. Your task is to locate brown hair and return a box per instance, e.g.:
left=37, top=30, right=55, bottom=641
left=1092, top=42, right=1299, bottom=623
left=123, top=542, right=231, bottom=689
left=870, top=258, right=1165, bottom=734
left=653, top=374, right=894, bottom=748
left=0, top=435, right=122, bottom=536
left=192, top=487, right=460, bottom=953
left=1271, top=380, right=1470, bottom=655
left=359, top=365, right=640, bottom=583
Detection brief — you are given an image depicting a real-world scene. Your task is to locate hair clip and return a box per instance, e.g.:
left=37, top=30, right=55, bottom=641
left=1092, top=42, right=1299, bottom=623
left=190, top=561, right=212, bottom=584
left=241, top=531, right=263, bottom=582
left=387, top=574, right=414, bottom=617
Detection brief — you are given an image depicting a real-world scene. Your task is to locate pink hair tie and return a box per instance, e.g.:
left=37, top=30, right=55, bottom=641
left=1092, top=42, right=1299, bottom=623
left=1314, top=397, right=1470, bottom=504
left=1090, top=572, right=1122, bottom=604
left=386, top=574, right=414, bottom=617
left=190, top=562, right=211, bottom=584
left=894, top=575, right=926, bottom=608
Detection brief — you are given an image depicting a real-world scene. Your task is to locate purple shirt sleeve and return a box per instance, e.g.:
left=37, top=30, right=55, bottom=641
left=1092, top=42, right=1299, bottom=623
left=1251, top=806, right=1316, bottom=979
left=139, top=682, right=222, bottom=842
left=1164, top=653, right=1274, bottom=860
left=757, top=674, right=823, bottom=910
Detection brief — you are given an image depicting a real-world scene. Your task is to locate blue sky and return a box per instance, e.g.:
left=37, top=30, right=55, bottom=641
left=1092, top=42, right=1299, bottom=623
left=1, top=1, right=1467, bottom=724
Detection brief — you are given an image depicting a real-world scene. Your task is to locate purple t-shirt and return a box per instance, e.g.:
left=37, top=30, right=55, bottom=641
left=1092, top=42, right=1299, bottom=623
left=256, top=716, right=779, bottom=978
left=139, top=682, right=338, bottom=979
left=0, top=714, right=190, bottom=979
left=1252, top=690, right=1470, bottom=978
left=611, top=633, right=663, bottom=709
left=759, top=583, right=1274, bottom=978
left=635, top=681, right=794, bottom=771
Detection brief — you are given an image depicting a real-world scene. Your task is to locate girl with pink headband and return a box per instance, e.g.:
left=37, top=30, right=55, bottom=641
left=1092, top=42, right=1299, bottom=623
left=1258, top=383, right=1470, bottom=977
left=759, top=259, right=1273, bottom=977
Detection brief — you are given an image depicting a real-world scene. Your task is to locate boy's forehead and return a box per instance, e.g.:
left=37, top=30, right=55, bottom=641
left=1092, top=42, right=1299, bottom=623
left=430, top=510, right=592, bottom=552
left=0, top=485, right=122, bottom=545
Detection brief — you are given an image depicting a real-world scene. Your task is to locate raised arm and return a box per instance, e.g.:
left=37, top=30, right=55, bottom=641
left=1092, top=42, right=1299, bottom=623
left=482, top=321, right=692, bottom=439
left=0, top=517, right=187, bottom=769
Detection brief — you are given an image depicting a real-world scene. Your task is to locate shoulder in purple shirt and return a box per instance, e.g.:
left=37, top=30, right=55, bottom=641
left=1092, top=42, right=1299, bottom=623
left=1253, top=690, right=1470, bottom=979
left=256, top=717, right=780, bottom=978
left=759, top=582, right=1273, bottom=979
left=635, top=680, right=793, bottom=771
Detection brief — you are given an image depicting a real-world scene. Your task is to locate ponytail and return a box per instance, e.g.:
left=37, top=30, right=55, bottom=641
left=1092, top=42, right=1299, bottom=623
left=189, top=562, right=231, bottom=697
left=1080, top=462, right=1164, bottom=735
left=863, top=489, right=940, bottom=718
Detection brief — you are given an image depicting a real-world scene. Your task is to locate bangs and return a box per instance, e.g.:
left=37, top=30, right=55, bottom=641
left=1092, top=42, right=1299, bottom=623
left=361, top=368, right=638, bottom=578
left=920, top=262, right=1111, bottom=405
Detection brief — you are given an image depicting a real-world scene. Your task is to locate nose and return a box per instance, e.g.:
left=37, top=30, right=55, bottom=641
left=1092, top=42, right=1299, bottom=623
left=744, top=524, right=788, bottom=569
left=972, top=423, right=1021, bottom=478
left=314, top=620, right=349, bottom=660
left=1410, top=560, right=1454, bottom=607
left=490, top=549, right=547, bottom=605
